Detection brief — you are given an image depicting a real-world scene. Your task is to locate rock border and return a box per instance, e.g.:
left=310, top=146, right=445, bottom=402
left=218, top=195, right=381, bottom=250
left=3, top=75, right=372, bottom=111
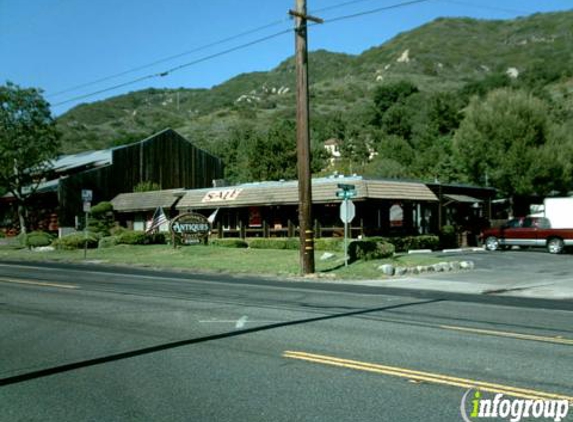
left=378, top=260, right=475, bottom=277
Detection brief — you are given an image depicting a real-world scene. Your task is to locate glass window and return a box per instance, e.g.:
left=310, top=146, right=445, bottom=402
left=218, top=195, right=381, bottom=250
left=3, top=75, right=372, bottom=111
left=503, top=218, right=522, bottom=229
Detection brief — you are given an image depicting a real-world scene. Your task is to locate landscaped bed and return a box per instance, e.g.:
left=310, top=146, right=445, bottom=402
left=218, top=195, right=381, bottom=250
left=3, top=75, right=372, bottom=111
left=0, top=241, right=452, bottom=280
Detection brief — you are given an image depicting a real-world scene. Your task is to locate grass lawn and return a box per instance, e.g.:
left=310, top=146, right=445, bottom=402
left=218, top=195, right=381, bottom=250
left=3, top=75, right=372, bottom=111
left=0, top=242, right=443, bottom=280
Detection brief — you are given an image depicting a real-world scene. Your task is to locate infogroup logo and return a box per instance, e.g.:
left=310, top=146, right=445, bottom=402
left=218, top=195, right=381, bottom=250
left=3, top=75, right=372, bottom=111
left=460, top=389, right=570, bottom=422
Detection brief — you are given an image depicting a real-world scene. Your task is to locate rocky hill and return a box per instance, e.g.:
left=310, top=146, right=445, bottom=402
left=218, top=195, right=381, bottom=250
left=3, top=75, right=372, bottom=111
left=56, top=10, right=573, bottom=155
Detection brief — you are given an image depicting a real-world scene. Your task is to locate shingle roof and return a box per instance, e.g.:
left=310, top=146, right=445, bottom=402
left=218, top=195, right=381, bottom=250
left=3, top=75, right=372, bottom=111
left=111, top=189, right=185, bottom=212
left=175, top=177, right=437, bottom=210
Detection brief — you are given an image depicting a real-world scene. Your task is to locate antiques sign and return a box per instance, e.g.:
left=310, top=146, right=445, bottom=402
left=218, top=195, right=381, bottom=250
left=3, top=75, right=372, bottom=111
left=170, top=212, right=211, bottom=244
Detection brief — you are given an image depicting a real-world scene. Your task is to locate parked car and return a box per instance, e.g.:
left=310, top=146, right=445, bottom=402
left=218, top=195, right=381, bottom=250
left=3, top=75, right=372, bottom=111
left=481, top=217, right=573, bottom=254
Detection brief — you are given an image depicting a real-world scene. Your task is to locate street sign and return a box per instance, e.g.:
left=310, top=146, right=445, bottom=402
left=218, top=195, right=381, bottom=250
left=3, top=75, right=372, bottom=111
left=81, top=189, right=93, bottom=202
left=336, top=190, right=357, bottom=199
left=340, top=199, right=356, bottom=223
left=83, top=201, right=91, bottom=212
left=336, top=183, right=356, bottom=200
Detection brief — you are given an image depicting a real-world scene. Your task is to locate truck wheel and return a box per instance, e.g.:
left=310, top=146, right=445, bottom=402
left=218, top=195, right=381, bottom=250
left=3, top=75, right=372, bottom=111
left=547, top=238, right=564, bottom=254
left=485, top=236, right=500, bottom=251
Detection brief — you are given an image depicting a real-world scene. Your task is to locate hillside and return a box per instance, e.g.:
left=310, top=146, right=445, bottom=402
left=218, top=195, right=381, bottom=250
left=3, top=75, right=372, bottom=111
left=56, top=10, right=573, bottom=155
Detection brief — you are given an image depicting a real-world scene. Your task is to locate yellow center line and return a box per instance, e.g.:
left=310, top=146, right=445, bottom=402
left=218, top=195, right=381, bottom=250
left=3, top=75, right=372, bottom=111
left=439, top=325, right=573, bottom=345
left=0, top=278, right=79, bottom=289
left=283, top=351, right=573, bottom=403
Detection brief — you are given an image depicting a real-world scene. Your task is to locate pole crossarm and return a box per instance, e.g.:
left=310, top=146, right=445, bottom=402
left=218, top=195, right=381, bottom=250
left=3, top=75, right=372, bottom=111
left=288, top=9, right=324, bottom=24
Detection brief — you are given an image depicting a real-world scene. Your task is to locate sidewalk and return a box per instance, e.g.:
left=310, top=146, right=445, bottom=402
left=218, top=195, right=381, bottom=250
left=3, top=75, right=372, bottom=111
left=339, top=248, right=573, bottom=301
left=350, top=276, right=573, bottom=300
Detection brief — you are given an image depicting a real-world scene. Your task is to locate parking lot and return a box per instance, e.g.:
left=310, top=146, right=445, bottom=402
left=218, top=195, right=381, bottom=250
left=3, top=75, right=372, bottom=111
left=374, top=249, right=573, bottom=300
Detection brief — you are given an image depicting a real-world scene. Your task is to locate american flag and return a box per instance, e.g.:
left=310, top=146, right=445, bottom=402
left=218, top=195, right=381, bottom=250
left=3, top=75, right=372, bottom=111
left=146, top=206, right=169, bottom=233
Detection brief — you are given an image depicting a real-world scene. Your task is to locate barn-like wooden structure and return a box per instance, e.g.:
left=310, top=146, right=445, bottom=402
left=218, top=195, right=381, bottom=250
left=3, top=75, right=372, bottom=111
left=57, top=129, right=223, bottom=228
left=1, top=128, right=223, bottom=233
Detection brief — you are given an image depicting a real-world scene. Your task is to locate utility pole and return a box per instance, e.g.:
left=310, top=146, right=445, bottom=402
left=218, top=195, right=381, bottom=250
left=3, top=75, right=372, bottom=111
left=289, top=0, right=322, bottom=275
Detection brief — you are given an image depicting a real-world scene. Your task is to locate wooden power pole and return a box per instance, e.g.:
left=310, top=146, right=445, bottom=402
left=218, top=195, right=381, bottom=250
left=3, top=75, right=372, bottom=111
left=289, top=0, right=322, bottom=275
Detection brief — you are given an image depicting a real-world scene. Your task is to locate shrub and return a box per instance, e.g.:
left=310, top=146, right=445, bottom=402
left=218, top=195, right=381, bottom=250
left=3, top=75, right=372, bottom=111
left=117, top=230, right=166, bottom=245
left=147, top=232, right=167, bottom=245
left=414, top=235, right=440, bottom=250
left=314, top=237, right=345, bottom=251
left=98, top=236, right=119, bottom=248
left=210, top=238, right=249, bottom=248
left=88, top=201, right=115, bottom=236
left=90, top=201, right=113, bottom=216
left=117, top=230, right=148, bottom=245
left=133, top=181, right=161, bottom=192
left=0, top=231, right=6, bottom=238
left=22, top=231, right=54, bottom=248
left=439, top=225, right=458, bottom=249
left=348, top=239, right=395, bottom=262
left=248, top=238, right=300, bottom=250
left=110, top=225, right=128, bottom=236
left=53, top=232, right=100, bottom=250
left=371, top=236, right=440, bottom=252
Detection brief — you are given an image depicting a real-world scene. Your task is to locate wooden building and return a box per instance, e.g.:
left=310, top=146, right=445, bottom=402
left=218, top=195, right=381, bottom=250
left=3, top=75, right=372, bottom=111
left=111, top=176, right=495, bottom=240
left=1, top=128, right=223, bottom=233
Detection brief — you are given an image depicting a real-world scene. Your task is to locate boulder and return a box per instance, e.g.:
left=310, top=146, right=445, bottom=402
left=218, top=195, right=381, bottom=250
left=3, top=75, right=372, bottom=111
left=449, top=261, right=462, bottom=271
left=319, top=252, right=336, bottom=261
left=378, top=264, right=395, bottom=276
left=460, top=260, right=475, bottom=270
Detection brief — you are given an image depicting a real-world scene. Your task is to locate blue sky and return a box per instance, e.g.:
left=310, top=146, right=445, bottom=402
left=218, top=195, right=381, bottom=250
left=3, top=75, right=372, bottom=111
left=1, top=0, right=571, bottom=115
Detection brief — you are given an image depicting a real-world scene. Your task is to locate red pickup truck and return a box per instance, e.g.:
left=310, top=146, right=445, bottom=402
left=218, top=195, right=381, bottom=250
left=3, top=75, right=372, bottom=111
left=482, top=217, right=573, bottom=254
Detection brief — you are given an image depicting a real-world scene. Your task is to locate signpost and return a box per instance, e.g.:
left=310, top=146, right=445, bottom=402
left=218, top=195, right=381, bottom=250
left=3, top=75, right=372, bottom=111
left=81, top=190, right=92, bottom=259
left=169, top=212, right=211, bottom=247
left=337, top=184, right=356, bottom=266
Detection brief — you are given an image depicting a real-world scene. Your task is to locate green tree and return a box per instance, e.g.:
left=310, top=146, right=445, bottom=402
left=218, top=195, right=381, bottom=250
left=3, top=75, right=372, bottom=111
left=372, top=80, right=419, bottom=127
left=0, top=82, right=60, bottom=234
left=87, top=201, right=115, bottom=236
left=453, top=88, right=571, bottom=198
left=133, top=181, right=161, bottom=192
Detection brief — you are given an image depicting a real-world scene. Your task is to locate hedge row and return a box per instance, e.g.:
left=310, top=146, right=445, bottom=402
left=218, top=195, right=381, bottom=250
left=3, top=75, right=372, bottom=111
left=247, top=238, right=299, bottom=250
left=53, top=232, right=100, bottom=250
left=116, top=231, right=166, bottom=245
left=227, top=237, right=345, bottom=251
left=208, top=236, right=437, bottom=252
left=50, top=230, right=167, bottom=250
left=210, top=238, right=249, bottom=248
left=369, top=235, right=440, bottom=252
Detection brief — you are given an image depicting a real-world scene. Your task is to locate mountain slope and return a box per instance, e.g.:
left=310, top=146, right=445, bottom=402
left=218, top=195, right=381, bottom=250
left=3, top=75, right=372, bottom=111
left=56, top=10, right=573, bottom=154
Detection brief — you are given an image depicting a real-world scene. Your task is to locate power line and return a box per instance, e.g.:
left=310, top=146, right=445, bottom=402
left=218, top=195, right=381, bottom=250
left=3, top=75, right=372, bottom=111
left=48, top=19, right=290, bottom=99
left=51, top=0, right=435, bottom=108
left=435, top=0, right=531, bottom=16
left=48, top=0, right=413, bottom=100
left=322, top=0, right=430, bottom=24
left=312, top=0, right=383, bottom=14
left=51, top=29, right=292, bottom=107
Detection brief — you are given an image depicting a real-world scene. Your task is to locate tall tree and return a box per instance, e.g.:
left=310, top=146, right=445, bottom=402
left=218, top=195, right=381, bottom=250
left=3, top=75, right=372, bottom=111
left=0, top=82, right=60, bottom=234
left=453, top=88, right=571, bottom=198
left=371, top=80, right=419, bottom=127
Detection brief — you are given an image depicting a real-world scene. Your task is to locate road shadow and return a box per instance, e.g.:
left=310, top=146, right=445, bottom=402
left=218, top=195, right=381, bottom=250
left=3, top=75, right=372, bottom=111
left=0, top=298, right=441, bottom=387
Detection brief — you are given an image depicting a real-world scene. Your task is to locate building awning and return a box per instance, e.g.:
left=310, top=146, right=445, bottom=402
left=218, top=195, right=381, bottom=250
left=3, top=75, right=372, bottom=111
left=444, top=194, right=482, bottom=204
left=111, top=189, right=185, bottom=213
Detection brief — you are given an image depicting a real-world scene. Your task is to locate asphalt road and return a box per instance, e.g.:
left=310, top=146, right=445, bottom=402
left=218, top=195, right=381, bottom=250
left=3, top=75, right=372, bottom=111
left=0, top=261, right=572, bottom=422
